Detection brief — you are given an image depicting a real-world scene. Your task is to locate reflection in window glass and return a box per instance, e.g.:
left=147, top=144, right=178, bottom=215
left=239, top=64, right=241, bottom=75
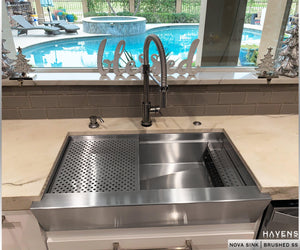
left=239, top=0, right=268, bottom=67
left=275, top=0, right=298, bottom=77
left=240, top=0, right=298, bottom=67
left=283, top=0, right=298, bottom=40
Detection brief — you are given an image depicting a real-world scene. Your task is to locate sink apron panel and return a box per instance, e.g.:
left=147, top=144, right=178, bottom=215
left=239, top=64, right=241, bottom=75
left=31, top=187, right=270, bottom=231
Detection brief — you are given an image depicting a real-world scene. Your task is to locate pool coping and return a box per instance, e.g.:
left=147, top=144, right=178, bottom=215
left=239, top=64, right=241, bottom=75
left=82, top=16, right=146, bottom=23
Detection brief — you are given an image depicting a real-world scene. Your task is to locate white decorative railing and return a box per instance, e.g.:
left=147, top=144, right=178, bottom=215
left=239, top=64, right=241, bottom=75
left=97, top=38, right=201, bottom=80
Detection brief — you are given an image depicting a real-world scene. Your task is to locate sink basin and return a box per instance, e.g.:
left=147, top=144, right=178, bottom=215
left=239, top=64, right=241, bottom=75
left=139, top=135, right=212, bottom=190
left=139, top=133, right=249, bottom=190
left=31, top=132, right=270, bottom=231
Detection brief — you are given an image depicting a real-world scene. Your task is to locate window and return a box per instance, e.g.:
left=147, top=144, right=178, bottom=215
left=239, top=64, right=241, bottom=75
left=3, top=0, right=298, bottom=77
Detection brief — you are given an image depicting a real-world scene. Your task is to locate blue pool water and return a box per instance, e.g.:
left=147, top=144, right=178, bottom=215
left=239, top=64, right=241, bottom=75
left=23, top=25, right=261, bottom=68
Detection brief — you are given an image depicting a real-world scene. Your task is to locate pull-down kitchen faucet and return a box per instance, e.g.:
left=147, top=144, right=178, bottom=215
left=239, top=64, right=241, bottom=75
left=141, top=34, right=168, bottom=127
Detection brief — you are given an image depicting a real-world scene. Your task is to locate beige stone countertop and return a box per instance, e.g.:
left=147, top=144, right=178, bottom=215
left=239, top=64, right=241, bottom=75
left=2, top=115, right=298, bottom=210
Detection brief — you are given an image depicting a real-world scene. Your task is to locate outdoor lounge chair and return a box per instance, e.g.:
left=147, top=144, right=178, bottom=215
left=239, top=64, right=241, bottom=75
left=12, top=15, right=60, bottom=36
left=55, top=20, right=80, bottom=33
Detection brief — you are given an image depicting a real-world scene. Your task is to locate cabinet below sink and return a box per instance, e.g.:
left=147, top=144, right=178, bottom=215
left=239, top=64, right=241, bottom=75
left=31, top=132, right=270, bottom=231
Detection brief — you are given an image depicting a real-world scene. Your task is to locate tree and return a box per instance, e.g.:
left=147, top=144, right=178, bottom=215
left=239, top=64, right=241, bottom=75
left=256, top=47, right=277, bottom=79
left=87, top=0, right=96, bottom=12
left=276, top=16, right=298, bottom=78
left=106, top=0, right=117, bottom=15
left=2, top=39, right=15, bottom=79
left=13, top=47, right=34, bottom=78
left=134, top=0, right=142, bottom=15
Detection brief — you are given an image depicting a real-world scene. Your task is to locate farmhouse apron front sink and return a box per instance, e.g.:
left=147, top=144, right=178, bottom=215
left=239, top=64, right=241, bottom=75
left=31, top=132, right=270, bottom=231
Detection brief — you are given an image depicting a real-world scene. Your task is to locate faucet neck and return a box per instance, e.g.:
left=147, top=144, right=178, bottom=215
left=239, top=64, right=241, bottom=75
left=141, top=34, right=168, bottom=127
left=143, top=34, right=167, bottom=89
left=143, top=64, right=150, bottom=75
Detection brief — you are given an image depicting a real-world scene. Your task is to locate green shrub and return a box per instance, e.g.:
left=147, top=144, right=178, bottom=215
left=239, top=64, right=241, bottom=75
left=244, top=13, right=252, bottom=24
left=246, top=49, right=258, bottom=65
left=173, top=13, right=199, bottom=23
left=241, top=44, right=258, bottom=65
left=116, top=11, right=133, bottom=16
left=241, top=44, right=259, bottom=50
left=84, top=11, right=97, bottom=17
left=84, top=12, right=109, bottom=17
left=136, top=12, right=198, bottom=23
left=84, top=11, right=198, bottom=23
left=87, top=0, right=96, bottom=12
left=72, top=14, right=78, bottom=21
left=96, top=12, right=109, bottom=16
left=136, top=0, right=176, bottom=13
left=136, top=12, right=158, bottom=23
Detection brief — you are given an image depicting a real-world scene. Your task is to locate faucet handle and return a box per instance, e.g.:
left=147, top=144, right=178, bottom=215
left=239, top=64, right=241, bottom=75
left=150, top=106, right=162, bottom=116
left=89, top=115, right=104, bottom=129
left=97, top=116, right=104, bottom=123
left=160, top=87, right=167, bottom=109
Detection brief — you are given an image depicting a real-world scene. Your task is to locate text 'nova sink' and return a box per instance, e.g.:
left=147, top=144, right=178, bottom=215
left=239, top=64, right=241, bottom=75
left=31, top=132, right=270, bottom=231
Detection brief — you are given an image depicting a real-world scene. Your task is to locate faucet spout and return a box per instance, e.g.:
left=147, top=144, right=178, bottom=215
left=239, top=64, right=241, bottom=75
left=141, top=34, right=168, bottom=127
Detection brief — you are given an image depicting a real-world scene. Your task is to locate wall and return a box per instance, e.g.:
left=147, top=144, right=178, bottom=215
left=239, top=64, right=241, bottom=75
left=2, top=84, right=298, bottom=119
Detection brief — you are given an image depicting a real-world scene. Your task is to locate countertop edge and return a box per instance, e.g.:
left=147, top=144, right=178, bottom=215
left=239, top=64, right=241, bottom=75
left=261, top=186, right=299, bottom=201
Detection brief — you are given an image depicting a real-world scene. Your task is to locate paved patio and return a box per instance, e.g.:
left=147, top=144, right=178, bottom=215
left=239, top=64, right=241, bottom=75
left=12, top=23, right=95, bottom=48
left=12, top=23, right=168, bottom=49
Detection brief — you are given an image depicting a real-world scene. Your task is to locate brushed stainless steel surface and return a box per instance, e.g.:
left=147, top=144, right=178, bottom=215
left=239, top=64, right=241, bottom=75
left=139, top=140, right=211, bottom=190
left=48, top=135, right=139, bottom=193
left=31, top=132, right=271, bottom=231
left=222, top=139, right=256, bottom=186
left=113, top=240, right=192, bottom=250
left=32, top=186, right=270, bottom=231
left=139, top=137, right=245, bottom=189
left=140, top=166, right=212, bottom=190
left=140, top=162, right=201, bottom=180
left=34, top=186, right=269, bottom=207
left=139, top=141, right=207, bottom=164
left=208, top=143, right=244, bottom=186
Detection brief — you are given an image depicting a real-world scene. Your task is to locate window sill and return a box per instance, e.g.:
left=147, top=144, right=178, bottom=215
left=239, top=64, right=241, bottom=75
left=2, top=69, right=298, bottom=86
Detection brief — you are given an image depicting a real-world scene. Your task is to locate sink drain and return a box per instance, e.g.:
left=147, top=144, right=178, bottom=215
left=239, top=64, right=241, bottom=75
left=193, top=121, right=202, bottom=126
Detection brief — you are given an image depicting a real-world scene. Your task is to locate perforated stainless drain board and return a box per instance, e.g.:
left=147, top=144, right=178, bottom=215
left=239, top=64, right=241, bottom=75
left=47, top=135, right=139, bottom=194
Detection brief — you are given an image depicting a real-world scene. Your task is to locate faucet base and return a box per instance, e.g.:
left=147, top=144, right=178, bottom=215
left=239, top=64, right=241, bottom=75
left=141, top=120, right=152, bottom=127
left=141, top=101, right=152, bottom=127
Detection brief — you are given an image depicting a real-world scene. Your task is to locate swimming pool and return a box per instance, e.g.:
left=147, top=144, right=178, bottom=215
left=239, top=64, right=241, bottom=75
left=23, top=25, right=261, bottom=68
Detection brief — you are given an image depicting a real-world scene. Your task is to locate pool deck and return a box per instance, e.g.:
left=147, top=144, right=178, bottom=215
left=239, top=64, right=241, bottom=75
left=12, top=23, right=177, bottom=49
left=12, top=23, right=100, bottom=49
left=12, top=23, right=262, bottom=49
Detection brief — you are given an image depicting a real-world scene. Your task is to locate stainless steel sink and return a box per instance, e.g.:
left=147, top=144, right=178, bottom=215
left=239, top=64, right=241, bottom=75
left=31, top=132, right=271, bottom=231
left=139, top=135, right=212, bottom=190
